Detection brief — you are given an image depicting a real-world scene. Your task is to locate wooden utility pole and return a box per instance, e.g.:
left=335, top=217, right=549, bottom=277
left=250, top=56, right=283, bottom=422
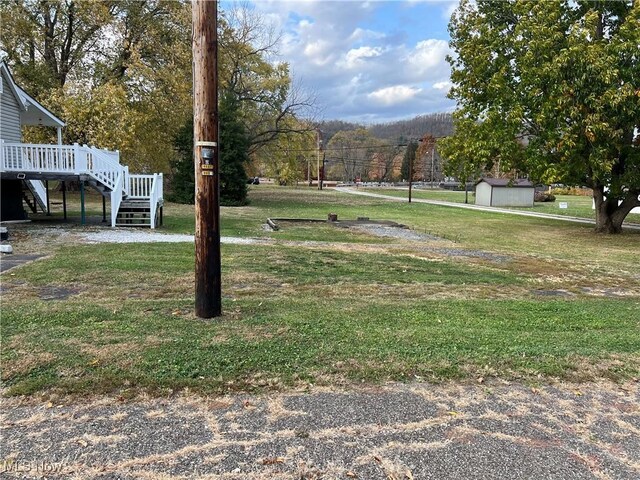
left=408, top=152, right=413, bottom=203
left=316, top=129, right=322, bottom=190
left=193, top=0, right=221, bottom=318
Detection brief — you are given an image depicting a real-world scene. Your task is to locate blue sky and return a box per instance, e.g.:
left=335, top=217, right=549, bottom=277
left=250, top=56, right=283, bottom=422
left=232, top=1, right=458, bottom=123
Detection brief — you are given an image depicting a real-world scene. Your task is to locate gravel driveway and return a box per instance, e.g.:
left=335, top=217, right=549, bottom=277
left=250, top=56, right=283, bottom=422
left=2, top=381, right=638, bottom=479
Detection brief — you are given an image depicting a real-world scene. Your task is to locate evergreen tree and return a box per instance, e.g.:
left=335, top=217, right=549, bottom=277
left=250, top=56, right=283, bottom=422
left=401, top=141, right=418, bottom=182
left=167, top=120, right=195, bottom=204
left=168, top=92, right=250, bottom=206
left=219, top=92, right=249, bottom=205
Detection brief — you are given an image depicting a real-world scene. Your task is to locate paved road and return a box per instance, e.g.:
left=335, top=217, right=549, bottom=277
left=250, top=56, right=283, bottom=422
left=336, top=188, right=640, bottom=231
left=0, top=254, right=44, bottom=274
left=2, top=382, right=639, bottom=479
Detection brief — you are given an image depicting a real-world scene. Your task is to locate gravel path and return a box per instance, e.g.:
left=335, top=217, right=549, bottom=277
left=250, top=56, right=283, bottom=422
left=2, top=381, right=638, bottom=479
left=81, top=230, right=262, bottom=245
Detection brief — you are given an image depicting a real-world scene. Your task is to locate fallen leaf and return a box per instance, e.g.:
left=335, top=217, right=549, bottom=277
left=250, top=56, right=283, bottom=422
left=262, top=457, right=285, bottom=465
left=574, top=390, right=583, bottom=396
left=46, top=402, right=54, bottom=409
left=447, top=411, right=460, bottom=416
left=77, top=439, right=88, bottom=447
left=346, top=471, right=358, bottom=478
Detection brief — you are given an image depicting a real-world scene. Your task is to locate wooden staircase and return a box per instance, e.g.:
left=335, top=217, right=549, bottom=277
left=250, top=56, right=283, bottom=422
left=22, top=180, right=46, bottom=213
left=116, top=199, right=162, bottom=228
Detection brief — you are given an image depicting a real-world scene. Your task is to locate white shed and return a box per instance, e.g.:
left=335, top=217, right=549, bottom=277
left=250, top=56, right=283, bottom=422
left=475, top=178, right=534, bottom=207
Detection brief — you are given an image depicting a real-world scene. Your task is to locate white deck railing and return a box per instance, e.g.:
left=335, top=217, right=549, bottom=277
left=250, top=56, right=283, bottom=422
left=2, top=143, right=78, bottom=173
left=129, top=174, right=155, bottom=198
left=129, top=174, right=163, bottom=228
left=1, top=142, right=163, bottom=228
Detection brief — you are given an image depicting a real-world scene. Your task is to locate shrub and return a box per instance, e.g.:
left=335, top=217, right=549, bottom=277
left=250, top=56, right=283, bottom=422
left=535, top=191, right=556, bottom=202
left=550, top=187, right=592, bottom=196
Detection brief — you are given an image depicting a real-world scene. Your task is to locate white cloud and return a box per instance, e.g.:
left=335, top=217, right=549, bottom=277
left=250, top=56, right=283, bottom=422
left=407, top=39, right=451, bottom=78
left=249, top=0, right=456, bottom=122
left=433, top=80, right=453, bottom=91
left=368, top=85, right=422, bottom=106
left=339, top=46, right=385, bottom=69
left=303, top=39, right=334, bottom=66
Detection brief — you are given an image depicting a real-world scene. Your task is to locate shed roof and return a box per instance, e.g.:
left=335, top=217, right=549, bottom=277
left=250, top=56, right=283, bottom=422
left=476, top=178, right=534, bottom=188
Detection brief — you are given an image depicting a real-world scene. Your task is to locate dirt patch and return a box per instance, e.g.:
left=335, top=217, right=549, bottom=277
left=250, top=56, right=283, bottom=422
left=531, top=289, right=576, bottom=297
left=38, top=285, right=82, bottom=301
left=350, top=224, right=443, bottom=242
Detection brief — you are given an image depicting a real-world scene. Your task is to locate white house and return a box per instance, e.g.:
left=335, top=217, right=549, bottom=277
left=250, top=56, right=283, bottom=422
left=475, top=178, right=535, bottom=207
left=0, top=60, right=163, bottom=227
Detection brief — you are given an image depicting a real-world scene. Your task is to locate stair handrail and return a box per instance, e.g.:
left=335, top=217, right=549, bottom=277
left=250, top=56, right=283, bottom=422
left=148, top=173, right=163, bottom=229
left=26, top=180, right=48, bottom=212
left=84, top=145, right=126, bottom=195
left=110, top=169, right=124, bottom=227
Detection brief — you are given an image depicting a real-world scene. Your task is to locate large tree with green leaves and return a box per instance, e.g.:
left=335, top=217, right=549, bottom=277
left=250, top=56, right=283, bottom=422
left=440, top=0, right=640, bottom=233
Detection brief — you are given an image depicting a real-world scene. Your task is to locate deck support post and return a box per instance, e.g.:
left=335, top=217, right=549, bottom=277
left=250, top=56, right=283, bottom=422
left=45, top=180, right=51, bottom=215
left=62, top=181, right=68, bottom=221
left=80, top=180, right=86, bottom=225
left=102, top=195, right=107, bottom=223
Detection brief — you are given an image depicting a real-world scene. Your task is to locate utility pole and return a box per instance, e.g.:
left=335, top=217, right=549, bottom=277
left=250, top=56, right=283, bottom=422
left=408, top=150, right=413, bottom=203
left=316, top=129, right=322, bottom=190
left=193, top=0, right=221, bottom=318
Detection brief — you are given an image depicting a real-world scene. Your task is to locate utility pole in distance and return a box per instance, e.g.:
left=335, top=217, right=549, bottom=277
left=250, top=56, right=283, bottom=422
left=316, top=129, right=323, bottom=190
left=193, top=0, right=221, bottom=318
left=408, top=151, right=413, bottom=203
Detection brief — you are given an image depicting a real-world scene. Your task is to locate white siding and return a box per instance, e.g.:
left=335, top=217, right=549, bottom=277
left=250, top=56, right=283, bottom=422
left=475, top=182, right=493, bottom=206
left=491, top=187, right=534, bottom=207
left=0, top=69, right=22, bottom=143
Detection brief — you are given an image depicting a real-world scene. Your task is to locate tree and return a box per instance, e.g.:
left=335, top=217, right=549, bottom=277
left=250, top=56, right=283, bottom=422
left=166, top=120, right=195, bottom=204
left=218, top=4, right=317, bottom=156
left=416, top=134, right=437, bottom=182
left=219, top=93, right=250, bottom=205
left=256, top=119, right=316, bottom=185
left=401, top=141, right=418, bottom=182
left=169, top=93, right=250, bottom=206
left=326, top=129, right=379, bottom=181
left=440, top=0, right=640, bottom=233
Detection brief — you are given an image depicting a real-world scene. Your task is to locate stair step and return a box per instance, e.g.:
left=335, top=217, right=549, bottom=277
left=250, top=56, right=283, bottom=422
left=115, top=223, right=152, bottom=227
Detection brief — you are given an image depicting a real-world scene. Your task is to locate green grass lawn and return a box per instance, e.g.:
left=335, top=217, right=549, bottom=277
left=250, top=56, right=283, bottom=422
left=360, top=187, right=640, bottom=223
left=2, top=185, right=639, bottom=398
